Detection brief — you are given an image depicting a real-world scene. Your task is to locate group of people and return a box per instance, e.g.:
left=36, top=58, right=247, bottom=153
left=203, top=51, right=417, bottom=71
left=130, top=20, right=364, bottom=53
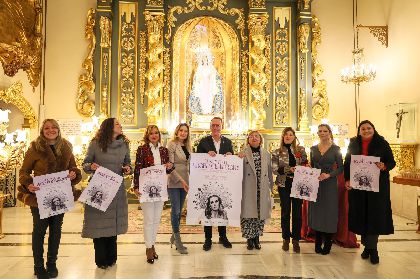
left=17, top=117, right=395, bottom=279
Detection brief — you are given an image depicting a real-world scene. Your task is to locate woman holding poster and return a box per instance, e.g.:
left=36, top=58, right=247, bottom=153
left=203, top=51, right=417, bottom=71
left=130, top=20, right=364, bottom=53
left=308, top=124, right=343, bottom=255
left=82, top=118, right=132, bottom=269
left=271, top=127, right=307, bottom=253
left=133, top=125, right=174, bottom=264
left=167, top=123, right=191, bottom=254
left=241, top=130, right=273, bottom=250
left=344, top=120, right=395, bottom=264
left=18, top=119, right=82, bottom=279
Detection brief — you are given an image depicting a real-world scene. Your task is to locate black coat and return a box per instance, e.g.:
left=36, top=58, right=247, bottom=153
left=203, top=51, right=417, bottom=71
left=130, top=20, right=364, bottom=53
left=344, top=135, right=396, bottom=235
left=196, top=135, right=234, bottom=155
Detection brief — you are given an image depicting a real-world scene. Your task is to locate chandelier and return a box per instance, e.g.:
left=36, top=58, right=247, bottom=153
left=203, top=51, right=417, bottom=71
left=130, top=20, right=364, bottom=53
left=340, top=48, right=376, bottom=85
left=0, top=109, right=28, bottom=180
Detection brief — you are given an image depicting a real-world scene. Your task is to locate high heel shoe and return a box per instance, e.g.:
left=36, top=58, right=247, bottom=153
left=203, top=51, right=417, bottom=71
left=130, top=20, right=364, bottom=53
left=170, top=233, right=175, bottom=248
left=146, top=248, right=154, bottom=264
left=152, top=245, right=158, bottom=260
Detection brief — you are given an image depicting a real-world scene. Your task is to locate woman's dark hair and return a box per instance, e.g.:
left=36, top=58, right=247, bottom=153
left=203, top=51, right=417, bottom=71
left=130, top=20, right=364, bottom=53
left=148, top=186, right=158, bottom=198
left=356, top=120, right=383, bottom=145
left=357, top=120, right=379, bottom=137
left=204, top=195, right=224, bottom=219
left=51, top=197, right=63, bottom=211
left=92, top=118, right=128, bottom=152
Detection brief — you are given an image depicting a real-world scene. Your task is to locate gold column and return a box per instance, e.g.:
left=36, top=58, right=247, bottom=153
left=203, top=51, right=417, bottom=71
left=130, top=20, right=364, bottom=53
left=297, top=1, right=312, bottom=131
left=248, top=13, right=269, bottom=130
left=99, top=15, right=112, bottom=117
left=144, top=11, right=165, bottom=126
left=0, top=194, right=9, bottom=239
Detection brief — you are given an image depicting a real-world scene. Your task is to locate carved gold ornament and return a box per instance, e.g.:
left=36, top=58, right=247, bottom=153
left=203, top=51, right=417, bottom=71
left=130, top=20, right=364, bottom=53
left=0, top=0, right=43, bottom=89
left=273, top=7, right=291, bottom=127
left=241, top=50, right=248, bottom=111
left=298, top=88, right=309, bottom=130
left=249, top=0, right=265, bottom=9
left=0, top=82, right=37, bottom=128
left=100, top=16, right=112, bottom=48
left=357, top=25, right=388, bottom=48
left=147, top=0, right=163, bottom=6
left=139, top=31, right=147, bottom=104
left=299, top=0, right=311, bottom=10
left=298, top=23, right=310, bottom=54
left=166, top=0, right=247, bottom=47
left=390, top=144, right=417, bottom=172
left=76, top=8, right=96, bottom=118
left=311, top=15, right=329, bottom=120
left=145, top=11, right=165, bottom=125
left=248, top=13, right=269, bottom=129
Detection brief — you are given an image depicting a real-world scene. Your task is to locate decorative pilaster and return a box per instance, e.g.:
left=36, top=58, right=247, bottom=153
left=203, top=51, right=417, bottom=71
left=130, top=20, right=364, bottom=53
left=248, top=13, right=269, bottom=130
left=144, top=11, right=165, bottom=125
left=272, top=7, right=291, bottom=127
left=297, top=1, right=312, bottom=131
left=98, top=13, right=112, bottom=117
left=118, top=2, right=138, bottom=126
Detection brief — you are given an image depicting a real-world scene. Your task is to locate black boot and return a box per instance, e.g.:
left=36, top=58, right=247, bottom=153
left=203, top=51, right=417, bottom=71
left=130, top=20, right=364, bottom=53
left=34, top=266, right=49, bottom=279
left=370, top=249, right=379, bottom=264
left=361, top=248, right=370, bottom=259
left=46, top=262, right=58, bottom=278
left=246, top=239, right=254, bottom=250
left=321, top=233, right=332, bottom=255
left=315, top=231, right=322, bottom=254
left=253, top=236, right=261, bottom=250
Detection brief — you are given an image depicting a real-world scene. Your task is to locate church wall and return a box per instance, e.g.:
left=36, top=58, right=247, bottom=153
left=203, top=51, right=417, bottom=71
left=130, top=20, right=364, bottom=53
left=43, top=0, right=96, bottom=120
left=312, top=0, right=420, bottom=166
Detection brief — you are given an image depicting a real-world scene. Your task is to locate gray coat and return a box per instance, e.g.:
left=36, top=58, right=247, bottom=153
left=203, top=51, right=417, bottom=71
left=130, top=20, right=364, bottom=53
left=81, top=139, right=131, bottom=239
left=167, top=140, right=189, bottom=188
left=241, top=147, right=273, bottom=220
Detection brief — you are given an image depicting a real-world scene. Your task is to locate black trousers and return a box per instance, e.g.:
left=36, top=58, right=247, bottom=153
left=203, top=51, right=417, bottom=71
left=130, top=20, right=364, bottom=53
left=361, top=234, right=379, bottom=249
left=30, top=207, right=64, bottom=268
left=93, top=236, right=117, bottom=266
left=279, top=181, right=303, bottom=240
left=204, top=226, right=226, bottom=240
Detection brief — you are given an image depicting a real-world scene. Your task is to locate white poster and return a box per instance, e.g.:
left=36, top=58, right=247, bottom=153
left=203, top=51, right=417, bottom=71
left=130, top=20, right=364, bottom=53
left=290, top=166, right=321, bottom=202
left=138, top=165, right=168, bottom=203
left=187, top=154, right=243, bottom=227
left=34, top=171, right=74, bottom=219
left=79, top=166, right=123, bottom=211
left=350, top=155, right=380, bottom=192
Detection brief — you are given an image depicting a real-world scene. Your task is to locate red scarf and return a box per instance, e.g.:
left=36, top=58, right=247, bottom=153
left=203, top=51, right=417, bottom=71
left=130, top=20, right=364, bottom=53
left=361, top=137, right=372, bottom=156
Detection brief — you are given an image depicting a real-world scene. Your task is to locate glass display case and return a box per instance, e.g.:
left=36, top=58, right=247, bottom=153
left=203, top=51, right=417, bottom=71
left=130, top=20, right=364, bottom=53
left=385, top=103, right=418, bottom=143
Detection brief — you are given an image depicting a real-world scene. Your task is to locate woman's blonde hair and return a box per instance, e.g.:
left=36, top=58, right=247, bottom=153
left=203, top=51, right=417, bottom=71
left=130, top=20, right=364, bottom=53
left=35, top=119, right=65, bottom=156
left=172, top=123, right=192, bottom=152
left=143, top=125, right=161, bottom=145
left=279, top=127, right=300, bottom=151
left=246, top=130, right=263, bottom=147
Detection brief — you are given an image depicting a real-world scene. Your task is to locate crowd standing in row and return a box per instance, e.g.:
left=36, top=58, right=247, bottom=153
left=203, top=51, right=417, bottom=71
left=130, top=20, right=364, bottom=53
left=17, top=117, right=395, bottom=279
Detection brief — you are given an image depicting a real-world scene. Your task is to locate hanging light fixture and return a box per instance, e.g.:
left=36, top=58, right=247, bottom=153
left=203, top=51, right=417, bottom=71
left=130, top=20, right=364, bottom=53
left=340, top=0, right=387, bottom=128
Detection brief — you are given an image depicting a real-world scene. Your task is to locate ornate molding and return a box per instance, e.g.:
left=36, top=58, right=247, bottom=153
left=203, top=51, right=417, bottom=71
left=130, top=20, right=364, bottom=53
left=298, top=0, right=311, bottom=10
left=0, top=82, right=37, bottom=128
left=311, top=15, right=329, bottom=120
left=139, top=31, right=147, bottom=105
left=163, top=47, right=171, bottom=112
left=249, top=0, right=265, bottom=9
left=165, top=0, right=247, bottom=47
left=298, top=23, right=310, bottom=54
left=0, top=0, right=43, bottom=89
left=118, top=4, right=137, bottom=125
left=264, top=34, right=271, bottom=106
left=76, top=8, right=96, bottom=118
left=99, top=16, right=112, bottom=117
left=357, top=25, right=389, bottom=48
left=248, top=13, right=268, bottom=129
left=145, top=11, right=165, bottom=125
left=147, top=0, right=163, bottom=6
left=298, top=88, right=309, bottom=130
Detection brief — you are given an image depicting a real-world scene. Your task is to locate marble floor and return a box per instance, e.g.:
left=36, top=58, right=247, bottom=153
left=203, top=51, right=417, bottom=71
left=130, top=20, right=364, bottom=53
left=1, top=204, right=420, bottom=279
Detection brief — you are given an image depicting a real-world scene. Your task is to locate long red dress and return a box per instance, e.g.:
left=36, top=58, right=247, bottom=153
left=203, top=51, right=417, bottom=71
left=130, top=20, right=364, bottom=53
left=301, top=172, right=359, bottom=248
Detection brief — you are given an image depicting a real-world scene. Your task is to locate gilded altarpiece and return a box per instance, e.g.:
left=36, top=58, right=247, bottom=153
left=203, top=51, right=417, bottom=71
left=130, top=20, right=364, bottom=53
left=88, top=0, right=328, bottom=145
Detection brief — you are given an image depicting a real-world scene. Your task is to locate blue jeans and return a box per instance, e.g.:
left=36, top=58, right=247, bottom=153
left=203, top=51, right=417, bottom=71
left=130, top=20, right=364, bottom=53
left=168, top=188, right=187, bottom=233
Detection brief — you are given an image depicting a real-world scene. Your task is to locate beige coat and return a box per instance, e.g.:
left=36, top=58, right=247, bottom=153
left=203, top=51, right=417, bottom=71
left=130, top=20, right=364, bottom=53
left=241, top=146, right=273, bottom=220
left=167, top=140, right=189, bottom=188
